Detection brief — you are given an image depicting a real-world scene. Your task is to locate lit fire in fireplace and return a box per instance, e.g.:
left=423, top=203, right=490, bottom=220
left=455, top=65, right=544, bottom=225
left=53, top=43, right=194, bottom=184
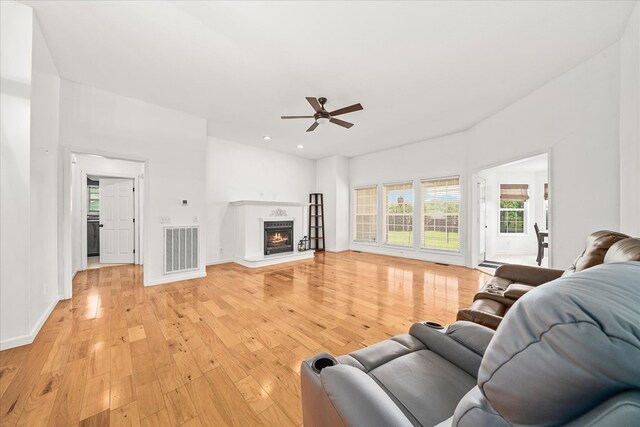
left=268, top=232, right=290, bottom=246
left=264, top=221, right=294, bottom=255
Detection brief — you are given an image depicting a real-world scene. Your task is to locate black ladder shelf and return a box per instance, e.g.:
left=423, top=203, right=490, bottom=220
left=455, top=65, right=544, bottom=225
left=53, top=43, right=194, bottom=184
left=308, top=193, right=325, bottom=251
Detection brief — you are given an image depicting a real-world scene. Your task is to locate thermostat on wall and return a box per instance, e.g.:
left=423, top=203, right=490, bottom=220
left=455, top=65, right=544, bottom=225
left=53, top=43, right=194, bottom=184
left=182, top=199, right=188, bottom=206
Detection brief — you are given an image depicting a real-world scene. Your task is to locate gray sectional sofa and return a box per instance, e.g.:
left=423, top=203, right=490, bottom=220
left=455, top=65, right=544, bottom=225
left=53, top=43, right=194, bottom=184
left=300, top=261, right=640, bottom=426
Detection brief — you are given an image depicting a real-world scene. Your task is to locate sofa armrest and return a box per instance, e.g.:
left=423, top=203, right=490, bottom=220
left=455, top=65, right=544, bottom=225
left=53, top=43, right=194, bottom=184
left=457, top=304, right=506, bottom=330
left=504, top=283, right=536, bottom=299
left=409, top=321, right=495, bottom=377
left=301, top=363, right=413, bottom=427
left=494, top=264, right=564, bottom=286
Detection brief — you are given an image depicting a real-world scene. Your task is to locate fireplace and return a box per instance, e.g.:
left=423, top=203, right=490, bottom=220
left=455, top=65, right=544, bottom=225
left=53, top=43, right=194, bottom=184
left=264, top=221, right=294, bottom=255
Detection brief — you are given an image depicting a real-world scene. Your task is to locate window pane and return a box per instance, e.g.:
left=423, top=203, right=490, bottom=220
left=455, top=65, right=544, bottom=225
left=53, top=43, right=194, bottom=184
left=354, top=187, right=377, bottom=242
left=500, top=200, right=524, bottom=209
left=500, top=210, right=524, bottom=233
left=384, top=183, right=413, bottom=246
left=499, top=183, right=527, bottom=234
left=421, top=177, right=460, bottom=251
left=89, top=186, right=99, bottom=212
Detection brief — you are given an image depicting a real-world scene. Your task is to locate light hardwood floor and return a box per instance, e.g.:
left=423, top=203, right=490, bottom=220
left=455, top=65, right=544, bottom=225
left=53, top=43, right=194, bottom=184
left=0, top=251, right=488, bottom=426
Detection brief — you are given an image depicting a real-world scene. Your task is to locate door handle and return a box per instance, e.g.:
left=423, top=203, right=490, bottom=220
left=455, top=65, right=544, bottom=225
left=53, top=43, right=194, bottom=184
left=99, top=224, right=104, bottom=228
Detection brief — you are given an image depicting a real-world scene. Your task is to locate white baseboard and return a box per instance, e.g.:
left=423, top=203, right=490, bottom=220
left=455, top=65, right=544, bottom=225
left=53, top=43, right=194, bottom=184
left=144, top=270, right=207, bottom=287
left=350, top=243, right=466, bottom=267
left=206, top=258, right=233, bottom=266
left=0, top=296, right=61, bottom=351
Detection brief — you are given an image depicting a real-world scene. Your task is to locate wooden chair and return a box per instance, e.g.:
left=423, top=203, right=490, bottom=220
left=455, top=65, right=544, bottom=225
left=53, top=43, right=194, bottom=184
left=534, top=222, right=548, bottom=266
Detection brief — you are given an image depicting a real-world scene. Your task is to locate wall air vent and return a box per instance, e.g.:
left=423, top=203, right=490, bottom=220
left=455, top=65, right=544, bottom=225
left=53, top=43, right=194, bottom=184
left=164, top=226, right=199, bottom=274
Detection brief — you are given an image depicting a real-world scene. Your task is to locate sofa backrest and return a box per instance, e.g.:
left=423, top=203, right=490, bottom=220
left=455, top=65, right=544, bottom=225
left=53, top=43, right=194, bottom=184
left=604, top=237, right=640, bottom=263
left=562, top=230, right=629, bottom=276
left=452, top=261, right=640, bottom=426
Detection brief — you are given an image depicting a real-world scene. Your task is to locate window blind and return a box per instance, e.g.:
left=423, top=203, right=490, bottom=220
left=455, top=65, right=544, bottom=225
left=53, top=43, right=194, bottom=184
left=354, top=186, right=377, bottom=243
left=500, top=184, right=529, bottom=201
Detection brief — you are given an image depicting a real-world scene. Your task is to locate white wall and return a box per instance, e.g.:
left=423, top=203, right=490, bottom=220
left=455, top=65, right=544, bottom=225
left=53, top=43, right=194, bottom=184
left=316, top=156, right=350, bottom=252
left=71, top=154, right=144, bottom=273
left=1, top=0, right=33, bottom=348
left=59, top=81, right=207, bottom=288
left=620, top=2, right=640, bottom=236
left=349, top=43, right=622, bottom=269
left=468, top=44, right=621, bottom=268
left=335, top=157, right=350, bottom=251
left=349, top=132, right=469, bottom=265
left=206, top=137, right=316, bottom=264
left=30, top=16, right=61, bottom=337
left=1, top=2, right=64, bottom=350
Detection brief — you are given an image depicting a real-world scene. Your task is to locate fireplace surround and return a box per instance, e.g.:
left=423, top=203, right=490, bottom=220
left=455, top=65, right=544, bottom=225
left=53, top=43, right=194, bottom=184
left=264, top=220, right=294, bottom=255
left=229, top=200, right=314, bottom=268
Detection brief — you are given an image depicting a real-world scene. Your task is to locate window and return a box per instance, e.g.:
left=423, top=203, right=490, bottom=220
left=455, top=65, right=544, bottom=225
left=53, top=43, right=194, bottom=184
left=354, top=186, right=378, bottom=243
left=384, top=182, right=413, bottom=246
left=499, top=184, right=529, bottom=233
left=422, top=177, right=460, bottom=251
left=88, top=186, right=100, bottom=213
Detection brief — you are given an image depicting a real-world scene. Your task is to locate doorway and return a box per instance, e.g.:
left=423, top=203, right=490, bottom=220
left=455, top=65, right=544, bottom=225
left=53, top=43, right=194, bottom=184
left=86, top=176, right=136, bottom=269
left=69, top=153, right=145, bottom=276
left=474, top=153, right=550, bottom=268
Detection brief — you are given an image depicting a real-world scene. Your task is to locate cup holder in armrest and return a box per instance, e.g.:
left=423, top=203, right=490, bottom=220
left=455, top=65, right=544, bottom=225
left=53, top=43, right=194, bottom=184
left=486, top=289, right=504, bottom=295
left=312, top=356, right=337, bottom=374
left=423, top=321, right=444, bottom=330
left=487, top=285, right=506, bottom=292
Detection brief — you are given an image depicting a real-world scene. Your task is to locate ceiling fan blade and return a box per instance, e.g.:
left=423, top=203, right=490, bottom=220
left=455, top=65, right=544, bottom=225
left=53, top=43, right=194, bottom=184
left=330, top=117, right=354, bottom=129
left=329, top=103, right=363, bottom=116
left=281, top=115, right=314, bottom=119
left=306, top=122, right=319, bottom=132
left=306, top=97, right=322, bottom=113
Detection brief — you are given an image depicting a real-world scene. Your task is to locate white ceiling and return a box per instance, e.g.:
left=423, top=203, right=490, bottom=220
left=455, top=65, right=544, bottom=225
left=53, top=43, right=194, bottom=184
left=24, top=1, right=635, bottom=159
left=484, top=153, right=549, bottom=174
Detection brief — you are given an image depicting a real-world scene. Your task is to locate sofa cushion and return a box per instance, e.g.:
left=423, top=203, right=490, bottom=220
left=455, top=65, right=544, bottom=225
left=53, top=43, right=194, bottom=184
left=370, top=350, right=476, bottom=426
left=477, top=261, right=640, bottom=426
left=563, top=230, right=629, bottom=275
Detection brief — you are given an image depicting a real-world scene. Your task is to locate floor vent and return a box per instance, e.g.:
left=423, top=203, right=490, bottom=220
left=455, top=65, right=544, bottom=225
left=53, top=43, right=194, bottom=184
left=164, top=226, right=199, bottom=274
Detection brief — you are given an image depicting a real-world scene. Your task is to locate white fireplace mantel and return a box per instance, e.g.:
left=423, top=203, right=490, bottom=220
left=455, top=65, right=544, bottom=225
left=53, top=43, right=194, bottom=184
left=230, top=201, right=314, bottom=268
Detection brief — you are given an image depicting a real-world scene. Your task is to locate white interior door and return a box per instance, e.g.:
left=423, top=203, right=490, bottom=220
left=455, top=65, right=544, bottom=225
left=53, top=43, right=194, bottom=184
left=100, top=178, right=134, bottom=264
left=478, top=177, right=487, bottom=263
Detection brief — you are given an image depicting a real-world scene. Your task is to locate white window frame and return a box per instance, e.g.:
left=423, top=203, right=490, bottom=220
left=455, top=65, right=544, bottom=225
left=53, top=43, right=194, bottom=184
left=353, top=185, right=378, bottom=244
left=382, top=181, right=414, bottom=247
left=498, top=183, right=528, bottom=235
left=420, top=176, right=461, bottom=252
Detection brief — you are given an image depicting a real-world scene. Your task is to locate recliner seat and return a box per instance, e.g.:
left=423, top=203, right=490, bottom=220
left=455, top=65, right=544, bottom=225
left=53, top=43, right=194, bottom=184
left=301, top=261, right=640, bottom=426
left=457, top=231, right=638, bottom=329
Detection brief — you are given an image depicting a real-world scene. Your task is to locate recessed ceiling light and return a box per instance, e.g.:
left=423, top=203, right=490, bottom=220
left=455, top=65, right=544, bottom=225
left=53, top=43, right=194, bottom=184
left=263, top=135, right=271, bottom=140
left=297, top=145, right=304, bottom=149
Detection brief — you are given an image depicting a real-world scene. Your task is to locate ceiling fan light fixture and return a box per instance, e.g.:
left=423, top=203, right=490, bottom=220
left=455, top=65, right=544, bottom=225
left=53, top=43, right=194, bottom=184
left=281, top=97, right=363, bottom=132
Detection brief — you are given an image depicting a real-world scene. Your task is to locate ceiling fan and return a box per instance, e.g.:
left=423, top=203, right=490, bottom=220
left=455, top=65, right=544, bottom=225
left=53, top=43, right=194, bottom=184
left=281, top=97, right=363, bottom=132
